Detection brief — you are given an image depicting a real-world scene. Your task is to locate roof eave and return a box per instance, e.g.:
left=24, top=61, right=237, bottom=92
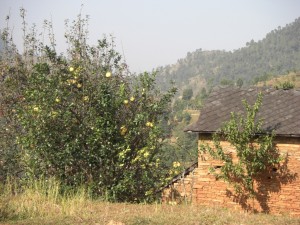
left=185, top=130, right=300, bottom=138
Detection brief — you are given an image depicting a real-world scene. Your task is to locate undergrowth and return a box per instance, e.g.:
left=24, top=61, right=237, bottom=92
left=0, top=177, right=91, bottom=221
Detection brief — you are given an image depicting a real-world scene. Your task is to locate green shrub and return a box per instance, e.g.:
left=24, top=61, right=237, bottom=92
left=275, top=81, right=295, bottom=90
left=0, top=8, right=176, bottom=202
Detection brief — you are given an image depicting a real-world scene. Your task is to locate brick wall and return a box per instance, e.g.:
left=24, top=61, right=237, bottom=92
left=162, top=134, right=300, bottom=216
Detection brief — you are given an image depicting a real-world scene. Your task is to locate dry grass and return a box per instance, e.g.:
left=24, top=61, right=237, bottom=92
left=257, top=71, right=300, bottom=88
left=1, top=179, right=300, bottom=225
left=3, top=202, right=300, bottom=225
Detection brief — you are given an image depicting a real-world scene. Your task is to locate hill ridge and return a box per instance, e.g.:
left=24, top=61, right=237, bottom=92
left=156, top=17, right=300, bottom=95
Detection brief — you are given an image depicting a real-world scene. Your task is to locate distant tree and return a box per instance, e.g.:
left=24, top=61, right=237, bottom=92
left=200, top=87, right=208, bottom=99
left=176, top=111, right=191, bottom=123
left=182, top=88, right=193, bottom=101
left=236, top=78, right=244, bottom=88
left=168, top=114, right=198, bottom=166
left=220, top=79, right=234, bottom=86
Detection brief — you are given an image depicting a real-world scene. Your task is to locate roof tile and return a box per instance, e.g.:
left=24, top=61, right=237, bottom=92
left=185, top=86, right=300, bottom=137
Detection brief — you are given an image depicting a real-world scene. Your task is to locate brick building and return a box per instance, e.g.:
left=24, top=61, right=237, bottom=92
left=162, top=86, right=300, bottom=215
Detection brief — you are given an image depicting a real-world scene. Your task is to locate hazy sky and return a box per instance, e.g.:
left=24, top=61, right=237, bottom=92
left=1, top=0, right=300, bottom=73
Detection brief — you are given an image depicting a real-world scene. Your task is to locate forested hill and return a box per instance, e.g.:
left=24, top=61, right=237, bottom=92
left=156, top=17, right=300, bottom=94
left=0, top=38, right=4, bottom=52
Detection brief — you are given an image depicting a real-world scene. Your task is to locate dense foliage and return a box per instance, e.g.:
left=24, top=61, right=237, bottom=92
left=0, top=10, right=176, bottom=202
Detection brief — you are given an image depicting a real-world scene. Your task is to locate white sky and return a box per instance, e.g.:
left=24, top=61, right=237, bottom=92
left=1, top=0, right=300, bottom=73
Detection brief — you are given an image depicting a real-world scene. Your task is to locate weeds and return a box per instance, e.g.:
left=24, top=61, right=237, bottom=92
left=0, top=177, right=91, bottom=221
left=1, top=179, right=300, bottom=225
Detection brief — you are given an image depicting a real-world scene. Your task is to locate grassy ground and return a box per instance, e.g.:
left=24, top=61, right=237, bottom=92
left=1, top=179, right=300, bottom=225
left=2, top=201, right=300, bottom=225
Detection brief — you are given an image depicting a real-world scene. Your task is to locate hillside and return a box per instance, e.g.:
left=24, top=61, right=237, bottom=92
left=257, top=71, right=300, bottom=89
left=156, top=17, right=300, bottom=96
left=0, top=37, right=4, bottom=53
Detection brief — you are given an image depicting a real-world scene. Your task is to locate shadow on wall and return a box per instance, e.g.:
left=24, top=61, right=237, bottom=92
left=226, top=152, right=298, bottom=213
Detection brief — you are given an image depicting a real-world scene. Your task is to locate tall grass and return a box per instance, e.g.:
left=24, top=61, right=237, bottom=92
left=1, top=178, right=300, bottom=224
left=0, top=177, right=91, bottom=220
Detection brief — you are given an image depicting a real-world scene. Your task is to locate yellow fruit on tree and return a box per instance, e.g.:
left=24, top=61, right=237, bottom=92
left=106, top=71, right=111, bottom=78
left=120, top=126, right=127, bottom=136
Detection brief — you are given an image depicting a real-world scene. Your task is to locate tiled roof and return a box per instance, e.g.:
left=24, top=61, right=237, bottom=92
left=185, top=86, right=300, bottom=137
